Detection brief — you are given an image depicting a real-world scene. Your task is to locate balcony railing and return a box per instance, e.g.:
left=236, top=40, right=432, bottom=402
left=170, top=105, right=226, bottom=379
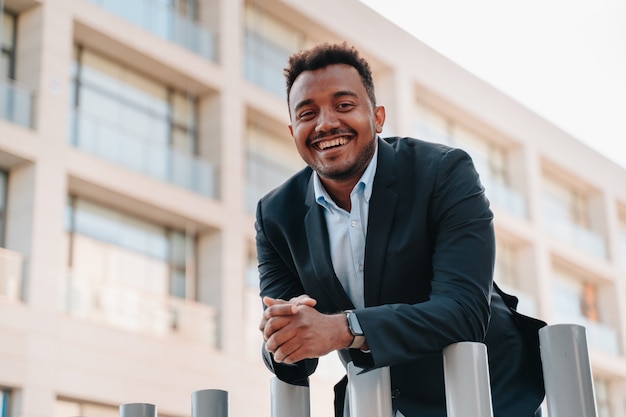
left=0, top=78, right=35, bottom=128
left=89, top=0, right=217, bottom=61
left=553, top=311, right=620, bottom=355
left=64, top=271, right=217, bottom=344
left=482, top=177, right=527, bottom=218
left=0, top=247, right=25, bottom=301
left=543, top=212, right=607, bottom=258
left=244, top=30, right=290, bottom=97
left=620, top=233, right=626, bottom=271
left=71, top=111, right=217, bottom=198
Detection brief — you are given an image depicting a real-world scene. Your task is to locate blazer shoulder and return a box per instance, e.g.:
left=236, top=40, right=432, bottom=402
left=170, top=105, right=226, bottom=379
left=381, top=136, right=473, bottom=174
left=382, top=136, right=461, bottom=159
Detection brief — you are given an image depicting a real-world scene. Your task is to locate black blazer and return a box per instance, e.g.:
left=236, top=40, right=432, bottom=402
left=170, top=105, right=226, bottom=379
left=256, top=137, right=545, bottom=417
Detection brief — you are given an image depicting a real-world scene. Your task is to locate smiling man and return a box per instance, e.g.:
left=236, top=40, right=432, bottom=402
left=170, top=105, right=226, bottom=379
left=256, top=42, right=546, bottom=417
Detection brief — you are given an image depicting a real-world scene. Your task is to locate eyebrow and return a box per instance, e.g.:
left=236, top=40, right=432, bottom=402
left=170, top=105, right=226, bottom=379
left=293, top=90, right=358, bottom=114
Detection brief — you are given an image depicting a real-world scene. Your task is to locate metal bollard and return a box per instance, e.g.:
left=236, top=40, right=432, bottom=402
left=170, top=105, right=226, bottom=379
left=270, top=377, right=310, bottom=417
left=539, top=324, right=598, bottom=417
left=119, top=403, right=157, bottom=417
left=192, top=389, right=229, bottom=417
left=347, top=363, right=393, bottom=417
left=443, top=342, right=494, bottom=417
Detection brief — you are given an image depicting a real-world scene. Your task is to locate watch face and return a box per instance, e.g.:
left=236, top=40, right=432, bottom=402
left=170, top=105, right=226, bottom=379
left=347, top=311, right=364, bottom=336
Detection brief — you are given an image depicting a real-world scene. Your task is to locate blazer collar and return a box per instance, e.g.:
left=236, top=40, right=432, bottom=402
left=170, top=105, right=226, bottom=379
left=363, top=138, right=398, bottom=306
left=304, top=174, right=355, bottom=311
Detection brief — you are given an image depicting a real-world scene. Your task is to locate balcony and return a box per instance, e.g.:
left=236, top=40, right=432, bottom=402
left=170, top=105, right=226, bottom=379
left=244, top=30, right=290, bottom=98
left=482, top=177, right=527, bottom=218
left=0, top=247, right=25, bottom=301
left=71, top=111, right=217, bottom=198
left=620, top=233, right=626, bottom=271
left=64, top=271, right=217, bottom=344
left=246, top=151, right=297, bottom=213
left=0, top=78, right=35, bottom=128
left=543, top=213, right=607, bottom=258
left=553, top=311, right=620, bottom=356
left=89, top=0, right=217, bottom=61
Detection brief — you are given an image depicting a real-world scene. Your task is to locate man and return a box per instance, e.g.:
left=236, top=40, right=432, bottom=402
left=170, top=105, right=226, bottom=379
left=256, top=42, right=545, bottom=417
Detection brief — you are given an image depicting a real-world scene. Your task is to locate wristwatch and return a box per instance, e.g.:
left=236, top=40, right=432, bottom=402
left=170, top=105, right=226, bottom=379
left=345, top=310, right=366, bottom=349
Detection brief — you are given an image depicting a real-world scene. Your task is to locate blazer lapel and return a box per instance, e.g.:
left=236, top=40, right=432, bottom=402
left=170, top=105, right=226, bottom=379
left=303, top=175, right=355, bottom=311
left=363, top=139, right=398, bottom=306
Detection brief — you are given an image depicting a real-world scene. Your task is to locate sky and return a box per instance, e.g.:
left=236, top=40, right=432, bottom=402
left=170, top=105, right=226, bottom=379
left=359, top=0, right=626, bottom=169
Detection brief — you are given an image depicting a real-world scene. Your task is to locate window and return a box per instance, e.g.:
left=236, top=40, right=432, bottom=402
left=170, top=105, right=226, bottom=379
left=1, top=11, right=16, bottom=80
left=619, top=215, right=626, bottom=271
left=55, top=399, right=122, bottom=417
left=89, top=0, right=215, bottom=59
left=244, top=6, right=309, bottom=96
left=244, top=251, right=262, bottom=359
left=552, top=268, right=619, bottom=355
left=63, top=197, right=211, bottom=336
left=70, top=47, right=215, bottom=196
left=594, top=377, right=612, bottom=417
left=413, top=101, right=451, bottom=145
left=0, top=170, right=7, bottom=246
left=66, top=196, right=196, bottom=300
left=0, top=389, right=12, bottom=417
left=245, top=123, right=303, bottom=212
left=543, top=176, right=606, bottom=258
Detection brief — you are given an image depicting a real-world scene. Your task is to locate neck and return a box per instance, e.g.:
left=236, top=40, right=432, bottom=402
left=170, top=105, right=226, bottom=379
left=320, top=177, right=358, bottom=212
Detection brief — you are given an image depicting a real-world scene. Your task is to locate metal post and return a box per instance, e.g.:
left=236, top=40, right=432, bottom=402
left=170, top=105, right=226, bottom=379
left=119, top=403, right=157, bottom=417
left=270, top=377, right=310, bottom=417
left=443, top=342, right=494, bottom=417
left=192, top=389, right=229, bottom=417
left=539, top=324, right=598, bottom=417
left=347, top=363, right=393, bottom=417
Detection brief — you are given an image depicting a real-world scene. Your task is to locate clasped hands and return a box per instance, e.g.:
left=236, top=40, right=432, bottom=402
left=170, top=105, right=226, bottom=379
left=259, top=295, right=353, bottom=364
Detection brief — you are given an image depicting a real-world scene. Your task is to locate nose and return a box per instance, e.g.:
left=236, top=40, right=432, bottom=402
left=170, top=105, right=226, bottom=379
left=315, top=108, right=341, bottom=133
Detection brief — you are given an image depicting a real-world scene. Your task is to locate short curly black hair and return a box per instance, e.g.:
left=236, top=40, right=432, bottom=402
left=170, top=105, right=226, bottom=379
left=284, top=42, right=376, bottom=107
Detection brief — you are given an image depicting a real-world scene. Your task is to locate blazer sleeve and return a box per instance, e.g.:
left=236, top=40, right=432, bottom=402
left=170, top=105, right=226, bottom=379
left=352, top=148, right=495, bottom=369
left=255, top=200, right=318, bottom=386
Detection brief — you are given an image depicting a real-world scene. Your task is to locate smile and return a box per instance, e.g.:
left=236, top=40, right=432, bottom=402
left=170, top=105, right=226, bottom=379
left=316, top=137, right=349, bottom=150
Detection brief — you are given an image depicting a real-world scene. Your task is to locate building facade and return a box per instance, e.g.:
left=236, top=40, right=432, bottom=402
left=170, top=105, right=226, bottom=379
left=1, top=0, right=626, bottom=417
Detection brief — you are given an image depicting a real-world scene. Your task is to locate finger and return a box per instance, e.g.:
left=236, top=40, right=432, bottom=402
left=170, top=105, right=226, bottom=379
left=268, top=332, right=299, bottom=362
left=289, top=294, right=317, bottom=307
left=263, top=315, right=293, bottom=342
left=263, top=296, right=289, bottom=307
left=274, top=342, right=301, bottom=364
left=265, top=319, right=297, bottom=353
left=263, top=303, right=298, bottom=320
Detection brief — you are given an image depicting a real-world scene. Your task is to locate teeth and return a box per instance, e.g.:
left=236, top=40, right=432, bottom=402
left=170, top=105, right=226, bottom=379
left=318, top=137, right=348, bottom=150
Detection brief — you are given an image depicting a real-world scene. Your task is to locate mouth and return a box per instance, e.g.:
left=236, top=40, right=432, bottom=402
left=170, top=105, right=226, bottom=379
left=314, top=136, right=351, bottom=151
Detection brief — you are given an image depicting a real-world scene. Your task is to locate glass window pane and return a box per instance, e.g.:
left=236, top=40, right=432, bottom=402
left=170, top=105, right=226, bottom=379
left=172, top=91, right=195, bottom=127
left=2, top=13, right=15, bottom=50
left=80, top=87, right=120, bottom=126
left=81, top=51, right=123, bottom=95
left=1, top=52, right=10, bottom=79
left=120, top=69, right=167, bottom=115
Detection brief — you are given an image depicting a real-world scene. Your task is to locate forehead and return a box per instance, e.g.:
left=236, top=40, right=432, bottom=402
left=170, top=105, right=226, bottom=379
left=289, top=64, right=366, bottom=107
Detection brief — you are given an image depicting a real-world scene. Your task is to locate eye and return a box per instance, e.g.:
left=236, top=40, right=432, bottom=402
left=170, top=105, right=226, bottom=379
left=298, top=110, right=316, bottom=120
left=337, top=102, right=355, bottom=111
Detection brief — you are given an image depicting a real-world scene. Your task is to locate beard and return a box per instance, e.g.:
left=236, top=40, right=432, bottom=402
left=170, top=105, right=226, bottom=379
left=308, top=134, right=377, bottom=181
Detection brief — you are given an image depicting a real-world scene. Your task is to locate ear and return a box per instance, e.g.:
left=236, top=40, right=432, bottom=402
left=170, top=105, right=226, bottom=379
left=374, top=106, right=386, bottom=133
left=288, top=124, right=294, bottom=137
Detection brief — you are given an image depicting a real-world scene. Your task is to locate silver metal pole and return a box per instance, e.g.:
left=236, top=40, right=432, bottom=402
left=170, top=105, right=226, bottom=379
left=539, top=324, right=598, bottom=417
left=119, top=403, right=157, bottom=417
left=347, top=363, right=393, bottom=417
left=270, top=377, right=310, bottom=417
left=443, top=342, right=494, bottom=417
left=192, top=389, right=229, bottom=417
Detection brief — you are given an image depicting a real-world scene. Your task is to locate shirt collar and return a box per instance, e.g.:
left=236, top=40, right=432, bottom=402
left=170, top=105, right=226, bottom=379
left=314, top=140, right=379, bottom=209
